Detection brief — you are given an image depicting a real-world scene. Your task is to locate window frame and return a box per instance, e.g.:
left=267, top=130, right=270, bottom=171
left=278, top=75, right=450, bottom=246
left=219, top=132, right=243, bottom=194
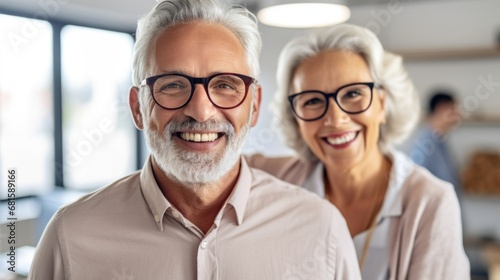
left=0, top=8, right=143, bottom=195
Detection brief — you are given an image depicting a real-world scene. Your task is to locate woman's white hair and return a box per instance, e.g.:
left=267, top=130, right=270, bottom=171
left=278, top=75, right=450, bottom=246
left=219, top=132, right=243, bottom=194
left=273, top=24, right=420, bottom=161
left=132, top=0, right=261, bottom=109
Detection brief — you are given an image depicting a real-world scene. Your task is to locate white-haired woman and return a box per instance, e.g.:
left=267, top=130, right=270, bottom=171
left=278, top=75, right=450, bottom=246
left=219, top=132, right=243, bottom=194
left=247, top=24, right=469, bottom=279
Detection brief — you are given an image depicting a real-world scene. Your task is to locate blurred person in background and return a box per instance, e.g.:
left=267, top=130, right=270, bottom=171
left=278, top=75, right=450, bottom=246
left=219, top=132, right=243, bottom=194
left=407, top=91, right=462, bottom=197
left=247, top=24, right=470, bottom=279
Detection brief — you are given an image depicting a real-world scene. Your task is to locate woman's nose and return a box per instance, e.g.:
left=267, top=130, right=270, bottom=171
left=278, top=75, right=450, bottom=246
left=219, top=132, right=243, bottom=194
left=323, top=98, right=350, bottom=126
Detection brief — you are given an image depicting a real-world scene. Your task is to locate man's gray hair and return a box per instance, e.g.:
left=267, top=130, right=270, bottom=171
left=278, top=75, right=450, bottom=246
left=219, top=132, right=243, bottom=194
left=132, top=0, right=262, bottom=107
left=273, top=24, right=420, bottom=161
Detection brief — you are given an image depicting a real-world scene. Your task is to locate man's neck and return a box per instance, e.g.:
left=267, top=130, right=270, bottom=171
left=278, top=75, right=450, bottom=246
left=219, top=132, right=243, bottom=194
left=151, top=158, right=241, bottom=234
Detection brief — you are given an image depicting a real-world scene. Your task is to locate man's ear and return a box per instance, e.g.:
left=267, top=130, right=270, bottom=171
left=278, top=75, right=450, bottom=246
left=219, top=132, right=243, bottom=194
left=129, top=86, right=144, bottom=130
left=250, top=85, right=262, bottom=127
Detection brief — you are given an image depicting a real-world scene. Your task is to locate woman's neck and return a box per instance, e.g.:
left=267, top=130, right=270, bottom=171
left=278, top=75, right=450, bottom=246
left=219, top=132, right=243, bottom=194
left=324, top=149, right=391, bottom=207
left=323, top=149, right=392, bottom=236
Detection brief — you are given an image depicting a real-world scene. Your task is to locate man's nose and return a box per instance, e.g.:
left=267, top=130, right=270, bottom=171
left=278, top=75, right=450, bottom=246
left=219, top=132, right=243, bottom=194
left=182, top=84, right=218, bottom=122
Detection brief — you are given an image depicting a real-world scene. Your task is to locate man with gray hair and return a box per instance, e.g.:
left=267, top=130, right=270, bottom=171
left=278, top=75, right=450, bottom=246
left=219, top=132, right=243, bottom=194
left=28, top=1, right=360, bottom=279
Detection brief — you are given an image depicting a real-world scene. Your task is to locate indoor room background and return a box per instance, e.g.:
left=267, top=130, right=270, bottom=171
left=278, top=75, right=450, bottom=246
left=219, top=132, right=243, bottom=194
left=1, top=0, right=499, bottom=279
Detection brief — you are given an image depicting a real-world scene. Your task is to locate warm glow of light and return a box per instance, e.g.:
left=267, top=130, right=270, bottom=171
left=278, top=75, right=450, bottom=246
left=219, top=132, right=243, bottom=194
left=258, top=3, right=350, bottom=28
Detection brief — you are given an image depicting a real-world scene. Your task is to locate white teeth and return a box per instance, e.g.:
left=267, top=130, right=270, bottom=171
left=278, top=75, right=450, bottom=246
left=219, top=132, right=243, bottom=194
left=180, top=132, right=219, bottom=142
left=326, top=132, right=356, bottom=145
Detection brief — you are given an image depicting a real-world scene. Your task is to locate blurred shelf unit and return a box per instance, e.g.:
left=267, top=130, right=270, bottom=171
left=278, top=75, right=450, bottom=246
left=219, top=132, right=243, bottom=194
left=461, top=116, right=500, bottom=126
left=462, top=151, right=500, bottom=196
left=395, top=46, right=500, bottom=61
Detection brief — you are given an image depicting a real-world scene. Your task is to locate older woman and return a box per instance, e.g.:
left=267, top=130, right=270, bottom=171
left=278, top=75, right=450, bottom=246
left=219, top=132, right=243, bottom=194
left=247, top=24, right=469, bottom=279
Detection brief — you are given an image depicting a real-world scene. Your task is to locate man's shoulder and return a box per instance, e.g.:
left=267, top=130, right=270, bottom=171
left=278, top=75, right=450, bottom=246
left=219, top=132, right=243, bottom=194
left=248, top=167, right=342, bottom=220
left=56, top=171, right=142, bottom=219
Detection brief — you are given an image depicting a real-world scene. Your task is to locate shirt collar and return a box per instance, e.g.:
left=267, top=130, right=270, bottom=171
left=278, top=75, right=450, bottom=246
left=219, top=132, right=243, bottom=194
left=378, top=149, right=414, bottom=218
left=140, top=156, right=171, bottom=231
left=225, top=156, right=252, bottom=226
left=139, top=155, right=252, bottom=231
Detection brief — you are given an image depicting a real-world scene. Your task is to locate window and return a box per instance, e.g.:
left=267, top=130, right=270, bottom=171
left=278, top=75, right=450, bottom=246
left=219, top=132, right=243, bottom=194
left=61, top=25, right=136, bottom=190
left=0, top=13, right=139, bottom=197
left=0, top=14, right=54, bottom=198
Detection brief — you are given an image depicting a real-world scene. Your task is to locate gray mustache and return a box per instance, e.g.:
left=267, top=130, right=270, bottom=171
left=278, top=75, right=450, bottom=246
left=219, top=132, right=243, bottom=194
left=164, top=118, right=235, bottom=136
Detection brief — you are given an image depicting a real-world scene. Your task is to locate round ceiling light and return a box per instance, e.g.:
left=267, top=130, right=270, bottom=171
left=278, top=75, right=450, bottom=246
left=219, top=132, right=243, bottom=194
left=257, top=1, right=350, bottom=28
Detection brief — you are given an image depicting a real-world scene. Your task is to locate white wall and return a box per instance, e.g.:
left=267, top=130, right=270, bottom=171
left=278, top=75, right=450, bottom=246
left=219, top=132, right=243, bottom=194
left=350, top=0, right=500, bottom=52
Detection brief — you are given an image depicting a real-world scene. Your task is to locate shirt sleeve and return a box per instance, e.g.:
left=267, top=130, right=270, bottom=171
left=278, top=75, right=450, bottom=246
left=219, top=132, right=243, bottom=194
left=406, top=185, right=470, bottom=280
left=329, top=209, right=362, bottom=280
left=28, top=211, right=67, bottom=280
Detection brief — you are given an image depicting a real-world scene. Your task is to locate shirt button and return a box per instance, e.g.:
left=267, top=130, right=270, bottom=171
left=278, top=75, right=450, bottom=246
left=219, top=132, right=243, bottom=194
left=172, top=210, right=180, bottom=218
left=154, top=214, right=160, bottom=223
left=200, top=241, right=208, bottom=249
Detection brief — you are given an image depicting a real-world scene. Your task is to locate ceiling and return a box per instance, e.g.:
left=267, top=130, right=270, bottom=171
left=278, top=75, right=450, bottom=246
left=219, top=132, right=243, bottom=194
left=0, top=0, right=454, bottom=32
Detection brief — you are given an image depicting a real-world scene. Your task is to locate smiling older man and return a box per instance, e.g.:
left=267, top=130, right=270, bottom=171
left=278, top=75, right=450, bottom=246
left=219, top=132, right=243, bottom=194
left=28, top=1, right=360, bottom=279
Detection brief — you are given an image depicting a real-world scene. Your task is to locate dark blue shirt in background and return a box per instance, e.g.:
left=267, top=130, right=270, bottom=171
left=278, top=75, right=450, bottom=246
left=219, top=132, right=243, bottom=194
left=406, top=124, right=462, bottom=197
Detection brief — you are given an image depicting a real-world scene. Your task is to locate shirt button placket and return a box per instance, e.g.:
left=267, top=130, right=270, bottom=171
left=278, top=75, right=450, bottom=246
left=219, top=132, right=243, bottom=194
left=197, top=235, right=218, bottom=280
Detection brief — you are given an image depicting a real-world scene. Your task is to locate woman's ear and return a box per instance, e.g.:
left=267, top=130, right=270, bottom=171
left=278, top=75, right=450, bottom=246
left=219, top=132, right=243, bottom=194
left=377, top=87, right=387, bottom=125
left=129, top=86, right=144, bottom=130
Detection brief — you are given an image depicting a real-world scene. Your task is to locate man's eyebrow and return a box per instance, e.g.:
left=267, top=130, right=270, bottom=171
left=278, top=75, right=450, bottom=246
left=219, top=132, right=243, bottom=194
left=156, top=70, right=224, bottom=77
left=157, top=69, right=187, bottom=75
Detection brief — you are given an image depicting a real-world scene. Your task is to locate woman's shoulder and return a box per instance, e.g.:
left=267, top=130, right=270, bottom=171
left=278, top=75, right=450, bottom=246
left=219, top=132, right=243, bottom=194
left=389, top=149, right=455, bottom=201
left=406, top=165, right=455, bottom=195
left=400, top=164, right=459, bottom=211
left=390, top=162, right=469, bottom=279
left=244, top=153, right=315, bottom=186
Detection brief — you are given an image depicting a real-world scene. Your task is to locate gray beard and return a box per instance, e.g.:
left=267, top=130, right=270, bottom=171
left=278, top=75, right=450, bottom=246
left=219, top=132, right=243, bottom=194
left=145, top=117, right=250, bottom=187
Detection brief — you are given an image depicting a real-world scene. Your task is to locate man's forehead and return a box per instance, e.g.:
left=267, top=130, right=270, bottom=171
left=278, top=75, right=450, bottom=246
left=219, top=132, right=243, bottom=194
left=151, top=21, right=250, bottom=75
left=155, top=22, right=243, bottom=49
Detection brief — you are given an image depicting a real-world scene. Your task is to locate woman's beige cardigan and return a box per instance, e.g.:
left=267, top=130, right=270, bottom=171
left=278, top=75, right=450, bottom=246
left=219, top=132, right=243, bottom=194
left=246, top=153, right=470, bottom=280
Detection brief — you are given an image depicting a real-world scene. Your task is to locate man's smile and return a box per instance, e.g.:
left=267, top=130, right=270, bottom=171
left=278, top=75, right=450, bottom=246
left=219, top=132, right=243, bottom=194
left=177, top=132, right=223, bottom=142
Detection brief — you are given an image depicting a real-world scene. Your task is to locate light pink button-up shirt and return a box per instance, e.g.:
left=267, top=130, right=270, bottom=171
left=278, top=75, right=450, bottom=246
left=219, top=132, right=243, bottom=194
left=29, top=157, right=361, bottom=280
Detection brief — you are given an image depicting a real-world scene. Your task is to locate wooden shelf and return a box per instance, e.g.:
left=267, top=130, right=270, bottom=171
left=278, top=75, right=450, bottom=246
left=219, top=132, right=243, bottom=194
left=391, top=47, right=500, bottom=61
left=461, top=116, right=500, bottom=126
